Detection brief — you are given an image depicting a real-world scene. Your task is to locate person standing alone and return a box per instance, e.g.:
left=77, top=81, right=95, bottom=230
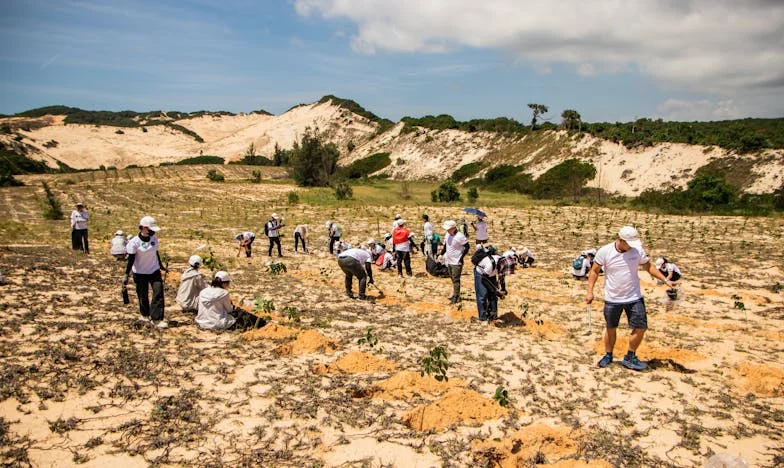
left=70, top=202, right=89, bottom=253
left=123, top=216, right=169, bottom=328
left=586, top=226, right=676, bottom=371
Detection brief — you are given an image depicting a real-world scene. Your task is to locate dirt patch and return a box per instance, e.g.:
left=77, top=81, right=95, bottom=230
left=242, top=323, right=299, bottom=341
left=276, top=329, right=339, bottom=355
left=523, top=318, right=565, bottom=340
left=449, top=303, right=477, bottom=322
left=371, top=370, right=465, bottom=400
left=733, top=362, right=784, bottom=396
left=472, top=423, right=610, bottom=467
left=592, top=337, right=706, bottom=363
left=312, top=350, right=397, bottom=375
left=402, top=388, right=508, bottom=431
left=406, top=301, right=447, bottom=315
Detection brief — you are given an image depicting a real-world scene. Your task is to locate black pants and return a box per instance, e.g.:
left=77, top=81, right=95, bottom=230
left=243, top=238, right=254, bottom=257
left=268, top=236, right=282, bottom=256
left=396, top=250, right=412, bottom=276
left=329, top=236, right=340, bottom=254
left=295, top=232, right=307, bottom=252
left=338, top=256, right=367, bottom=298
left=448, top=264, right=462, bottom=302
left=72, top=229, right=89, bottom=253
left=133, top=270, right=164, bottom=321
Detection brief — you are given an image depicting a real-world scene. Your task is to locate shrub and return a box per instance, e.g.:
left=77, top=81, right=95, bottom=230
left=467, top=187, right=478, bottom=202
left=250, top=170, right=262, bottom=183
left=339, top=152, right=391, bottom=179
left=431, top=180, right=461, bottom=202
left=0, top=173, right=23, bottom=187
left=231, top=155, right=273, bottom=166
left=206, top=169, right=225, bottom=182
left=176, top=155, right=224, bottom=165
left=41, top=181, right=63, bottom=219
left=333, top=180, right=353, bottom=200
left=115, top=129, right=124, bottom=135
left=532, top=159, right=596, bottom=200
left=485, top=164, right=520, bottom=183
left=290, top=127, right=339, bottom=187
left=287, top=191, right=300, bottom=204
left=450, top=161, right=484, bottom=181
left=347, top=140, right=355, bottom=152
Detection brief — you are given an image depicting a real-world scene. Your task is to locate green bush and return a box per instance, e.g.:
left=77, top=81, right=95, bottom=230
left=206, top=169, right=225, bottom=182
left=287, top=191, right=300, bottom=204
left=41, top=181, right=63, bottom=219
left=250, top=170, right=262, bottom=183
left=0, top=173, right=23, bottom=187
left=450, top=161, right=484, bottom=181
left=333, top=180, right=353, bottom=200
left=339, top=152, right=391, bottom=179
left=273, top=143, right=292, bottom=166
left=176, top=155, right=224, bottom=165
left=532, top=159, right=596, bottom=199
left=231, top=155, right=273, bottom=166
left=467, top=187, right=478, bottom=202
left=0, top=146, right=50, bottom=175
left=485, top=164, right=520, bottom=183
left=290, top=127, right=339, bottom=187
left=431, top=180, right=461, bottom=202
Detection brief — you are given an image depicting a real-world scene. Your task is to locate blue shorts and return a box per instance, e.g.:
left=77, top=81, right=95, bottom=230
left=603, top=298, right=647, bottom=329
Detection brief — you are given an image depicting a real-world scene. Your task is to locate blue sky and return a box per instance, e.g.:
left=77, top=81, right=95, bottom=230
left=2, top=0, right=783, bottom=123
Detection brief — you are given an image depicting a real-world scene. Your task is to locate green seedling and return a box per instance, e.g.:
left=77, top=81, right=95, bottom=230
left=494, top=386, right=509, bottom=407
left=203, top=248, right=224, bottom=272
left=266, top=262, right=287, bottom=275
left=282, top=306, right=300, bottom=322
left=731, top=294, right=746, bottom=311
left=421, top=346, right=449, bottom=382
left=357, top=326, right=378, bottom=349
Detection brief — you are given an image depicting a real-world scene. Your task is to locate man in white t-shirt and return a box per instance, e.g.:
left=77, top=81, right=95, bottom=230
left=473, top=245, right=502, bottom=324
left=421, top=214, right=434, bottom=256
left=442, top=220, right=469, bottom=304
left=586, top=226, right=676, bottom=371
left=337, top=247, right=373, bottom=299
left=471, top=216, right=488, bottom=245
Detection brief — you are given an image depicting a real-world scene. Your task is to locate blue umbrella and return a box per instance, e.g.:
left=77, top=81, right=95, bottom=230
left=463, top=207, right=487, bottom=218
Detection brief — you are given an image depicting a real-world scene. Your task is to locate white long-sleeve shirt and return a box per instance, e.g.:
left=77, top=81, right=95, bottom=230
left=70, top=209, right=89, bottom=230
left=196, top=287, right=236, bottom=331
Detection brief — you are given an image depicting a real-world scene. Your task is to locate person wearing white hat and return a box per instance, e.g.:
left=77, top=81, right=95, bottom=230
left=196, top=271, right=237, bottom=330
left=176, top=255, right=208, bottom=312
left=326, top=221, right=342, bottom=254
left=111, top=230, right=128, bottom=260
left=234, top=231, right=256, bottom=258
left=392, top=219, right=413, bottom=277
left=586, top=226, right=676, bottom=371
left=471, top=216, right=488, bottom=245
left=70, top=202, right=90, bottom=253
left=265, top=213, right=285, bottom=257
left=517, top=246, right=535, bottom=268
left=572, top=250, right=590, bottom=279
left=441, top=220, right=469, bottom=304
left=655, top=257, right=681, bottom=282
left=337, top=247, right=374, bottom=299
left=123, top=216, right=169, bottom=328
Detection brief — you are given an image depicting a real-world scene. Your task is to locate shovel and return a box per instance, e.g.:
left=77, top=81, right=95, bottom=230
left=369, top=281, right=384, bottom=297
left=585, top=304, right=593, bottom=335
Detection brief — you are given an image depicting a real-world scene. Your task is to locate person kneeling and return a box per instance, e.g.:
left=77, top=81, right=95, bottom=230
left=196, top=271, right=242, bottom=331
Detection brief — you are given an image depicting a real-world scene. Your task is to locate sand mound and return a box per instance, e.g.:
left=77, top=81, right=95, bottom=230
left=276, top=329, right=338, bottom=355
left=733, top=362, right=784, bottom=396
left=523, top=318, right=564, bottom=340
left=372, top=370, right=465, bottom=400
left=312, top=350, right=397, bottom=375
left=403, top=388, right=508, bottom=431
left=242, top=323, right=299, bottom=341
left=472, top=423, right=610, bottom=467
left=592, top=337, right=706, bottom=364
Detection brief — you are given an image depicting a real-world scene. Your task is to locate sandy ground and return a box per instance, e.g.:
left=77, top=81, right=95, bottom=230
left=2, top=101, right=782, bottom=196
left=0, top=172, right=783, bottom=467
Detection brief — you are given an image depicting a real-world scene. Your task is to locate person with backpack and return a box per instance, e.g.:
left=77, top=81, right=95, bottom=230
left=70, top=202, right=90, bottom=254
left=234, top=231, right=256, bottom=258
left=176, top=255, right=208, bottom=312
left=111, top=230, right=128, bottom=260
left=471, top=216, right=489, bottom=245
left=326, top=221, right=342, bottom=254
left=265, top=214, right=284, bottom=257
left=472, top=245, right=503, bottom=325
left=587, top=226, right=676, bottom=371
left=392, top=220, right=413, bottom=277
left=294, top=224, right=309, bottom=253
left=337, top=246, right=373, bottom=300
left=123, top=216, right=169, bottom=328
left=442, top=220, right=469, bottom=304
left=572, top=251, right=590, bottom=279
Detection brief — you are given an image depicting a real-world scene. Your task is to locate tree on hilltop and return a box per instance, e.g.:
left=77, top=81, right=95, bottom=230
left=561, top=109, right=582, bottom=131
left=527, top=103, right=549, bottom=131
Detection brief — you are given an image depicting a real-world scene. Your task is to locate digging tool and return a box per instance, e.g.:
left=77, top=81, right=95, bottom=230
left=585, top=304, right=593, bottom=335
left=122, top=284, right=130, bottom=305
left=369, top=281, right=384, bottom=297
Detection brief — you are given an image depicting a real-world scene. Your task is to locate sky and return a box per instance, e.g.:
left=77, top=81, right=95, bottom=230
left=1, top=0, right=783, bottom=123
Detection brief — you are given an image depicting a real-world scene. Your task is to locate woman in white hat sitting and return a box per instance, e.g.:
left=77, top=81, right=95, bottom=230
left=176, top=255, right=208, bottom=312
left=111, top=230, right=128, bottom=260
left=196, top=271, right=238, bottom=331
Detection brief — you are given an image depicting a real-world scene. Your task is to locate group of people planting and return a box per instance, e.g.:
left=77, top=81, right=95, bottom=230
left=105, top=204, right=679, bottom=372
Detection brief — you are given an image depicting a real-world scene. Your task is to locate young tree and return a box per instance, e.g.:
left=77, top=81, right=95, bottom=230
left=561, top=109, right=582, bottom=131
left=527, top=103, right=549, bottom=131
left=290, top=127, right=339, bottom=187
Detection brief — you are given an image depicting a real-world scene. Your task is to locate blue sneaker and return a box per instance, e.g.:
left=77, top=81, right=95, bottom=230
left=597, top=354, right=613, bottom=368
left=621, top=354, right=647, bottom=371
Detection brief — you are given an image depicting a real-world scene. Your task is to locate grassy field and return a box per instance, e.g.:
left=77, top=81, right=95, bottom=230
left=1, top=167, right=783, bottom=467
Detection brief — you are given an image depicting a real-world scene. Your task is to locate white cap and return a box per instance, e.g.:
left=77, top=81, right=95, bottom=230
left=271, top=213, right=279, bottom=219
left=214, top=271, right=230, bottom=282
left=397, top=219, right=406, bottom=225
left=189, top=255, right=203, bottom=267
left=115, top=230, right=124, bottom=236
left=442, top=220, right=457, bottom=230
left=655, top=258, right=665, bottom=269
left=76, top=201, right=84, bottom=206
left=234, top=233, right=243, bottom=240
left=618, top=226, right=640, bottom=242
left=139, top=216, right=160, bottom=232
left=394, top=213, right=401, bottom=220
left=367, top=238, right=377, bottom=245
left=325, top=221, right=332, bottom=228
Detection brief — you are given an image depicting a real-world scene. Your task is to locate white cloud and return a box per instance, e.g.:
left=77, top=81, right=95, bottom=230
left=655, top=98, right=740, bottom=121
left=295, top=0, right=784, bottom=114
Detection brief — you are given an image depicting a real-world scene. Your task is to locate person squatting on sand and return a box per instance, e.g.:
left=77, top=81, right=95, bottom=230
left=655, top=257, right=682, bottom=282
left=294, top=224, right=309, bottom=253
left=111, top=230, right=128, bottom=260
left=70, top=202, right=89, bottom=253
left=517, top=246, right=535, bottom=267
left=442, top=220, right=470, bottom=304
left=176, top=255, right=208, bottom=312
left=123, top=216, right=169, bottom=328
left=337, top=246, right=374, bottom=300
left=586, top=226, right=677, bottom=371
left=265, top=214, right=284, bottom=257
left=235, top=231, right=255, bottom=258
left=572, top=249, right=596, bottom=280
left=472, top=245, right=503, bottom=325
